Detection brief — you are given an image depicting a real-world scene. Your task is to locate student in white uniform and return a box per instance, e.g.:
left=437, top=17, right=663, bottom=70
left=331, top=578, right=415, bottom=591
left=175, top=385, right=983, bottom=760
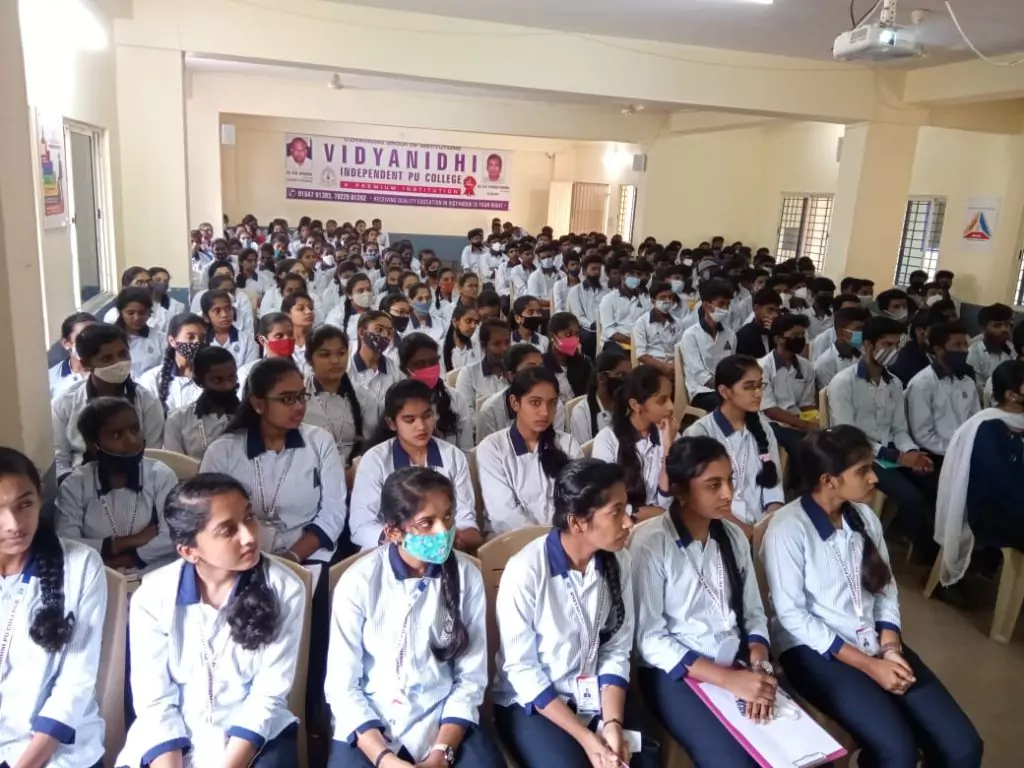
left=543, top=312, right=591, bottom=408
left=303, top=326, right=366, bottom=478
left=454, top=319, right=511, bottom=414
left=440, top=302, right=481, bottom=374
left=349, top=380, right=481, bottom=554
left=138, top=313, right=207, bottom=412
left=0, top=448, right=107, bottom=768
left=814, top=306, right=869, bottom=390
left=407, top=282, right=448, bottom=346
left=592, top=365, right=676, bottom=520
left=202, top=289, right=258, bottom=371
left=966, top=302, right=1016, bottom=395
left=476, top=367, right=583, bottom=534
left=234, top=250, right=266, bottom=307
left=510, top=295, right=549, bottom=353
left=680, top=278, right=738, bottom=413
left=281, top=292, right=315, bottom=376
left=259, top=268, right=308, bottom=318
left=526, top=244, right=559, bottom=311
left=477, top=344, right=568, bottom=442
left=633, top=280, right=685, bottom=380
left=348, top=310, right=404, bottom=437
left=325, top=272, right=374, bottom=344
left=114, top=287, right=167, bottom=378
left=552, top=250, right=581, bottom=314
left=238, top=313, right=295, bottom=385
left=56, top=396, right=176, bottom=570
left=116, top=474, right=306, bottom=768
left=102, top=267, right=169, bottom=334
left=569, top=349, right=631, bottom=446
left=762, top=426, right=982, bottom=768
left=52, top=323, right=165, bottom=481
left=683, top=356, right=785, bottom=535
left=492, top=458, right=661, bottom=768
left=598, top=259, right=650, bottom=349
left=149, top=266, right=187, bottom=322
left=195, top=270, right=257, bottom=339
left=163, top=346, right=239, bottom=461
left=633, top=436, right=776, bottom=768
left=49, top=312, right=96, bottom=398
left=398, top=334, right=473, bottom=452
left=568, top=254, right=610, bottom=359
left=327, top=467, right=505, bottom=768
left=508, top=247, right=538, bottom=299
left=460, top=228, right=489, bottom=274
left=906, top=321, right=980, bottom=460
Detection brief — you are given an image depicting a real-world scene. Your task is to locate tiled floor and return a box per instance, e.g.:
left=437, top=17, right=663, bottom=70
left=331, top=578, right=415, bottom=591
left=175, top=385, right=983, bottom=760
left=891, top=559, right=1023, bottom=767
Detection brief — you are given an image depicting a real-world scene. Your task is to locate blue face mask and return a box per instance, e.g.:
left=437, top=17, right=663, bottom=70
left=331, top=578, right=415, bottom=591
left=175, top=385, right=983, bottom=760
left=624, top=275, right=641, bottom=290
left=402, top=527, right=455, bottom=565
left=412, top=299, right=432, bottom=315
left=849, top=330, right=864, bottom=349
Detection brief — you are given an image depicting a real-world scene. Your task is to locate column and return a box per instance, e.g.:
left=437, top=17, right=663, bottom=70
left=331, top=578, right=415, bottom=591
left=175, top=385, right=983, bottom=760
left=185, top=73, right=224, bottom=240
left=825, top=122, right=919, bottom=288
left=0, top=0, right=55, bottom=466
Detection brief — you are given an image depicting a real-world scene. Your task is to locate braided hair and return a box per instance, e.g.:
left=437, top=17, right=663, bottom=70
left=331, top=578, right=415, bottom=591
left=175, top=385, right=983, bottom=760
left=713, top=355, right=779, bottom=488
left=442, top=301, right=479, bottom=372
left=157, top=313, right=207, bottom=412
left=586, top=349, right=630, bottom=439
left=552, top=458, right=628, bottom=643
left=508, top=367, right=568, bottom=480
left=398, top=334, right=460, bottom=438
left=665, top=437, right=750, bottom=662
left=379, top=467, right=469, bottom=661
left=165, top=474, right=281, bottom=650
left=0, top=449, right=75, bottom=652
left=612, top=365, right=669, bottom=507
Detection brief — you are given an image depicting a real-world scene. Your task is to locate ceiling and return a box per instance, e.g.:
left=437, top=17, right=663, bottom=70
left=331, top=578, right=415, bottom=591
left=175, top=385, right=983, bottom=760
left=330, top=0, right=1024, bottom=65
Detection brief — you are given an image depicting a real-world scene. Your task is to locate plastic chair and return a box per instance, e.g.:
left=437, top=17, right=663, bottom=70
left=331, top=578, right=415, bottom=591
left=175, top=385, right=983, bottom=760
left=581, top=439, right=594, bottom=458
left=268, top=555, right=314, bottom=768
left=672, top=345, right=708, bottom=425
left=144, top=448, right=200, bottom=480
left=629, top=328, right=639, bottom=368
left=925, top=546, right=1024, bottom=643
left=98, top=568, right=129, bottom=768
left=564, top=395, right=585, bottom=435
left=445, top=368, right=462, bottom=388
left=329, top=549, right=373, bottom=600
left=467, top=448, right=485, bottom=527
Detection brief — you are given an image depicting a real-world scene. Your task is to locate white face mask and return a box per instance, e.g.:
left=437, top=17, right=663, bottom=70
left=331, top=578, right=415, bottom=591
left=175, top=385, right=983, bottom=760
left=491, top=243, right=502, bottom=253
left=926, top=294, right=942, bottom=307
left=886, top=308, right=908, bottom=322
left=352, top=291, right=373, bottom=309
left=710, top=307, right=730, bottom=324
left=655, top=299, right=675, bottom=315
left=860, top=294, right=873, bottom=306
left=778, top=291, right=792, bottom=306
left=92, top=360, right=132, bottom=385
left=793, top=286, right=809, bottom=300
left=540, top=257, right=554, bottom=269
left=682, top=258, right=694, bottom=268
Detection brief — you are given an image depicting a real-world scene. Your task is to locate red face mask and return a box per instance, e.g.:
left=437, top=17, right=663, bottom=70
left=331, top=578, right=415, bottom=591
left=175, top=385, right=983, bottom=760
left=266, top=337, right=296, bottom=358
left=554, top=336, right=581, bottom=357
left=410, top=363, right=442, bottom=390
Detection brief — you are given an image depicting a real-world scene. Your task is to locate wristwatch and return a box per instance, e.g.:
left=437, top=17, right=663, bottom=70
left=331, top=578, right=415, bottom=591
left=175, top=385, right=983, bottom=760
left=429, top=743, right=455, bottom=765
left=752, top=659, right=775, bottom=676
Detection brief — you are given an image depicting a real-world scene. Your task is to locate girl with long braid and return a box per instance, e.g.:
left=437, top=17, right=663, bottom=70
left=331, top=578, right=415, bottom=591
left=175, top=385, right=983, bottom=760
left=633, top=437, right=774, bottom=768
left=137, top=312, right=208, bottom=412
left=492, top=459, right=660, bottom=768
left=116, top=473, right=305, bottom=768
left=684, top=355, right=785, bottom=536
left=327, top=467, right=505, bottom=768
left=0, top=447, right=107, bottom=768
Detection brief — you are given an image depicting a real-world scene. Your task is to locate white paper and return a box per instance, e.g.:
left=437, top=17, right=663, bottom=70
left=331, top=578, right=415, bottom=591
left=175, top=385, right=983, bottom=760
left=597, top=722, right=642, bottom=754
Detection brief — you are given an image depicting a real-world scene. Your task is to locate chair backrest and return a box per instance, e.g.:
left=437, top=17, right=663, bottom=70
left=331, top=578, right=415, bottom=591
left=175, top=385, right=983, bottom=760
left=98, top=568, right=129, bottom=768
left=444, top=367, right=462, bottom=388
left=467, top=447, right=485, bottom=526
left=476, top=394, right=489, bottom=412
left=329, top=549, right=373, bottom=601
left=629, top=329, right=639, bottom=367
left=580, top=439, right=594, bottom=458
left=351, top=455, right=361, bottom=474
left=627, top=514, right=663, bottom=548
left=563, top=395, right=586, bottom=435
left=818, top=388, right=831, bottom=429
left=144, top=448, right=200, bottom=480
left=674, top=344, right=691, bottom=416
left=751, top=512, right=776, bottom=621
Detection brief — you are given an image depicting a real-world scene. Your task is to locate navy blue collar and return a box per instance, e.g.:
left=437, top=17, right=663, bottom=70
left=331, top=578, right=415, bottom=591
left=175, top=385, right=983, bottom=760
left=209, top=325, right=240, bottom=344
left=800, top=494, right=846, bottom=541
left=512, top=329, right=534, bottom=344
left=133, top=324, right=151, bottom=339
left=773, top=350, right=804, bottom=379
left=392, top=437, right=444, bottom=469
left=698, top=312, right=722, bottom=336
left=712, top=408, right=737, bottom=437
left=388, top=543, right=442, bottom=580
left=411, top=313, right=433, bottom=329
left=18, top=554, right=38, bottom=582
left=176, top=559, right=258, bottom=605
left=856, top=359, right=892, bottom=384
left=649, top=309, right=674, bottom=325
left=510, top=423, right=559, bottom=456
left=354, top=351, right=389, bottom=374
left=481, top=357, right=498, bottom=377
left=245, top=426, right=305, bottom=459
left=544, top=527, right=604, bottom=578
left=59, top=358, right=72, bottom=378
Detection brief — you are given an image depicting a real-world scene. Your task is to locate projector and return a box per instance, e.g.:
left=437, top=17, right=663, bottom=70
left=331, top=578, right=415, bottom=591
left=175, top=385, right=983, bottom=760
left=833, top=23, right=922, bottom=62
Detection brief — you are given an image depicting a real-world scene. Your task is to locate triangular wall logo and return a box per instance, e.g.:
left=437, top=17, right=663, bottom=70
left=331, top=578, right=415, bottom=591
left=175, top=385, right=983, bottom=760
left=963, top=212, right=992, bottom=241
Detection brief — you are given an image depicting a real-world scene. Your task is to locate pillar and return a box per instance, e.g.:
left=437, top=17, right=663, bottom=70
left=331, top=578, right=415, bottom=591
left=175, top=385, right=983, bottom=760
left=185, top=71, right=224, bottom=240
left=825, top=122, right=919, bottom=289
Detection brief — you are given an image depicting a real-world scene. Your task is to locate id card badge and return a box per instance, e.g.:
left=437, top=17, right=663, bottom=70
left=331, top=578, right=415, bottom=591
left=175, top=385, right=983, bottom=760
left=575, top=675, right=601, bottom=714
left=855, top=625, right=879, bottom=656
left=714, top=634, right=741, bottom=667
left=189, top=724, right=228, bottom=768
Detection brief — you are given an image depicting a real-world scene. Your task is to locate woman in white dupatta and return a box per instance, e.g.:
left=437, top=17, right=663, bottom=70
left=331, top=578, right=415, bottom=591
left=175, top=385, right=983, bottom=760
left=935, top=359, right=1024, bottom=586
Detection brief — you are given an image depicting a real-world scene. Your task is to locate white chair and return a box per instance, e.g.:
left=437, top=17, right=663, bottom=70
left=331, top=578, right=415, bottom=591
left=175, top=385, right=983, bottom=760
left=444, top=367, right=462, bottom=388
left=329, top=549, right=373, bottom=600
left=925, top=546, right=1024, bottom=643
left=819, top=388, right=888, bottom=519
left=581, top=439, right=594, bottom=458
left=563, top=394, right=586, bottom=434
left=144, top=448, right=200, bottom=480
left=672, top=345, right=707, bottom=424
left=98, top=568, right=129, bottom=767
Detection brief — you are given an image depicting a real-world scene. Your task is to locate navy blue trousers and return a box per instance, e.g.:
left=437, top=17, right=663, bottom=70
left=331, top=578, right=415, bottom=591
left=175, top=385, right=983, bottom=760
left=494, top=699, right=661, bottom=768
left=637, top=666, right=759, bottom=768
left=327, top=725, right=505, bottom=767
left=780, top=645, right=982, bottom=768
left=253, top=723, right=299, bottom=767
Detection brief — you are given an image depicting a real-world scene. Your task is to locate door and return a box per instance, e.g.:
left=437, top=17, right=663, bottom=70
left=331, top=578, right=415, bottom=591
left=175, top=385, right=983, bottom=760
left=66, top=127, right=102, bottom=303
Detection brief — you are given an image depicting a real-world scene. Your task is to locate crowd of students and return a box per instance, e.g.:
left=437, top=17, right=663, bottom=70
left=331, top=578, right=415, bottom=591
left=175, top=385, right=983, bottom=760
left=10, top=214, right=1013, bottom=766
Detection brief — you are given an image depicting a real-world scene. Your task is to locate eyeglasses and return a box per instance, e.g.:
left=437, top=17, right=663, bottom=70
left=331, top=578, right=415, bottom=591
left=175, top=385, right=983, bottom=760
left=265, top=392, right=312, bottom=406
left=738, top=381, right=768, bottom=392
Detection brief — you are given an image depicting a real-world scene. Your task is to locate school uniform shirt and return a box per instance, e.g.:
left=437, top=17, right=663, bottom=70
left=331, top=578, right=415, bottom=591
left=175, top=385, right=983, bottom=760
left=347, top=353, right=404, bottom=437
left=327, top=546, right=488, bottom=761
left=116, top=557, right=304, bottom=767
left=56, top=457, right=177, bottom=569
left=476, top=389, right=567, bottom=442
left=0, top=540, right=106, bottom=768
left=680, top=316, right=738, bottom=399
left=137, top=365, right=203, bottom=411
left=568, top=397, right=612, bottom=446
left=906, top=364, right=980, bottom=456
left=258, top=286, right=283, bottom=317
left=434, top=384, right=474, bottom=452
left=461, top=245, right=488, bottom=274
left=208, top=326, right=259, bottom=370
left=726, top=291, right=751, bottom=333
left=566, top=282, right=609, bottom=332
left=191, top=289, right=256, bottom=336
left=493, top=259, right=514, bottom=297
left=633, top=310, right=684, bottom=364
left=813, top=344, right=860, bottom=390
left=303, top=376, right=366, bottom=467
left=591, top=425, right=672, bottom=511
left=349, top=438, right=477, bottom=550
left=200, top=424, right=347, bottom=562
left=826, top=362, right=917, bottom=461
left=443, top=342, right=479, bottom=374
left=552, top=277, right=576, bottom=313
left=492, top=528, right=635, bottom=712
left=758, top=351, right=816, bottom=418
left=761, top=496, right=901, bottom=657
left=801, top=309, right=834, bottom=341
left=809, top=328, right=835, bottom=362
left=632, top=514, right=770, bottom=675
left=48, top=359, right=86, bottom=399
left=510, top=329, right=548, bottom=354
left=52, top=378, right=165, bottom=479
left=407, top=314, right=448, bottom=346
left=526, top=269, right=558, bottom=302
left=127, top=328, right=167, bottom=379
left=476, top=426, right=583, bottom=535
left=684, top=410, right=785, bottom=525
left=598, top=290, right=649, bottom=345
left=156, top=294, right=187, bottom=322
left=319, top=282, right=344, bottom=318
left=966, top=338, right=1015, bottom=393
left=103, top=304, right=170, bottom=336
left=163, top=401, right=232, bottom=461
left=291, top=345, right=311, bottom=377
left=323, top=305, right=363, bottom=345
left=454, top=358, right=506, bottom=414
left=509, top=264, right=538, bottom=298
left=541, top=352, right=582, bottom=410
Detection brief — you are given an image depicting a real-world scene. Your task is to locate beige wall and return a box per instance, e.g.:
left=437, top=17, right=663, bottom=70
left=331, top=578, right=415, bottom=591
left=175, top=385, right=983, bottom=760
left=553, top=142, right=645, bottom=235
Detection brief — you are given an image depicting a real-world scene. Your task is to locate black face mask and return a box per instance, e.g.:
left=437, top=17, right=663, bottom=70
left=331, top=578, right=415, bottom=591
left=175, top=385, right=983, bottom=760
left=96, top=446, right=144, bottom=476
left=784, top=336, right=806, bottom=355
left=204, top=388, right=240, bottom=411
left=587, top=274, right=603, bottom=288
left=521, top=316, right=543, bottom=332
left=390, top=315, right=411, bottom=333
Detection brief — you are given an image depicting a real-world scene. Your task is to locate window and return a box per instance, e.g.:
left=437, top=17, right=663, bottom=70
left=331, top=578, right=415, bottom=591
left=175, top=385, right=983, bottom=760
left=894, top=197, right=946, bottom=287
left=616, top=184, right=637, bottom=242
left=775, top=194, right=833, bottom=269
left=64, top=122, right=113, bottom=308
left=569, top=182, right=610, bottom=235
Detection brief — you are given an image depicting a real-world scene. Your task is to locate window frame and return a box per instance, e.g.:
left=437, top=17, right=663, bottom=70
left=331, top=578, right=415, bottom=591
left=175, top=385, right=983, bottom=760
left=775, top=193, right=834, bottom=270
left=893, top=196, right=946, bottom=288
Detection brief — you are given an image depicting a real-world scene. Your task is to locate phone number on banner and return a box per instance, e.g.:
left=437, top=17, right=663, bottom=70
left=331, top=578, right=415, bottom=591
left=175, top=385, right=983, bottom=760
left=286, top=188, right=510, bottom=210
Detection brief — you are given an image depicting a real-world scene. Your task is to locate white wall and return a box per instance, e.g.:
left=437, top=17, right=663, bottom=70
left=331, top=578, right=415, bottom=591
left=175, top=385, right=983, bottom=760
left=552, top=142, right=644, bottom=235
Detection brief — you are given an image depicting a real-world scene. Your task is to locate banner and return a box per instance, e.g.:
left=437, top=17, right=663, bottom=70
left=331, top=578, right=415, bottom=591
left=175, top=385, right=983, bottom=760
left=37, top=110, right=67, bottom=229
left=284, top=134, right=511, bottom=211
left=961, top=197, right=1000, bottom=253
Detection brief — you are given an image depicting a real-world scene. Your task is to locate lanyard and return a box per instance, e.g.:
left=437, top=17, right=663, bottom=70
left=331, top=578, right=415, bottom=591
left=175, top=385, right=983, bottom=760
left=315, top=394, right=349, bottom=448
left=681, top=543, right=730, bottom=626
left=825, top=533, right=864, bottom=617
left=196, top=609, right=230, bottom=724
left=252, top=452, right=295, bottom=523
left=393, top=580, right=429, bottom=691
left=197, top=417, right=209, bottom=453
left=99, top=494, right=145, bottom=538
left=715, top=424, right=750, bottom=494
left=564, top=577, right=605, bottom=677
left=0, top=585, right=27, bottom=680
